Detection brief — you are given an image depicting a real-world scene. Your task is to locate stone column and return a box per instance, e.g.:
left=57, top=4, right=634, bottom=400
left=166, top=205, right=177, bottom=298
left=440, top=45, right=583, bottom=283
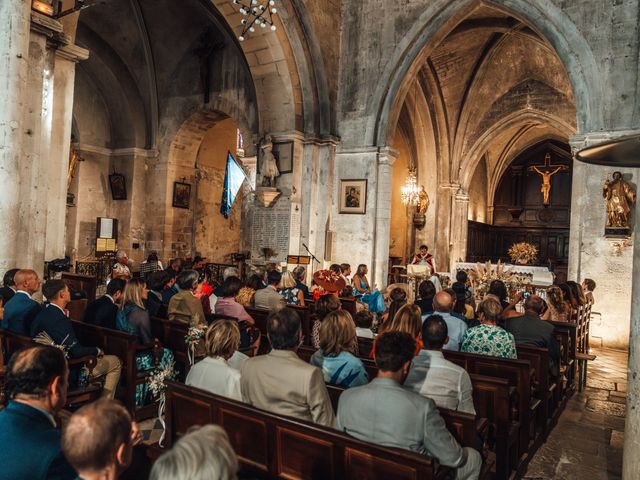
left=44, top=43, right=89, bottom=261
left=0, top=0, right=31, bottom=273
left=451, top=187, right=470, bottom=266
left=435, top=183, right=459, bottom=272
left=372, top=147, right=397, bottom=288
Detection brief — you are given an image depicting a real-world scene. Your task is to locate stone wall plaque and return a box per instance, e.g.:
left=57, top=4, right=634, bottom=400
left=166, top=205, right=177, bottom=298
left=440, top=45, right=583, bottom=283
left=250, top=202, right=291, bottom=262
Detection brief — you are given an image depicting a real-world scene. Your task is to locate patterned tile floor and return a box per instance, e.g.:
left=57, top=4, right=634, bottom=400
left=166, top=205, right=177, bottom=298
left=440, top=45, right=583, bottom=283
left=524, top=348, right=628, bottom=480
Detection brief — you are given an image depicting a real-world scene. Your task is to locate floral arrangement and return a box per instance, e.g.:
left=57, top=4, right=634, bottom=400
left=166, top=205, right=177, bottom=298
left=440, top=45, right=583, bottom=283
left=508, top=242, right=538, bottom=265
left=148, top=359, right=177, bottom=401
left=467, top=260, right=532, bottom=300
left=185, top=326, right=205, bottom=366
left=33, top=332, right=71, bottom=358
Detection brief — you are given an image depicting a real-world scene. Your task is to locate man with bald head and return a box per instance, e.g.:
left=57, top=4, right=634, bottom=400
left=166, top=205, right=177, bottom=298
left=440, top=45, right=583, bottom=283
left=62, top=399, right=142, bottom=480
left=425, top=291, right=467, bottom=351
left=2, top=269, right=42, bottom=335
left=0, top=345, right=76, bottom=479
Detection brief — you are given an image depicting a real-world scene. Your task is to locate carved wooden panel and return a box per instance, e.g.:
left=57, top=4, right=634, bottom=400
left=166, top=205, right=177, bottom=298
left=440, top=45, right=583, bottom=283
left=344, top=449, right=419, bottom=480
left=221, top=408, right=269, bottom=471
left=276, top=427, right=334, bottom=479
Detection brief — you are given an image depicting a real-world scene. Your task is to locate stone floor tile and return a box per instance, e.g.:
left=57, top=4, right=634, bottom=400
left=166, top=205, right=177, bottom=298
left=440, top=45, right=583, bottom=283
left=586, top=378, right=617, bottom=390
left=610, top=430, right=624, bottom=449
left=615, top=382, right=627, bottom=393
left=586, top=399, right=626, bottom=417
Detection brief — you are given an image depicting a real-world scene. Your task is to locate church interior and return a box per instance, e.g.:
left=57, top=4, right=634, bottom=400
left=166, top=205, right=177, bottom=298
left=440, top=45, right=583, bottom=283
left=1, top=0, right=640, bottom=478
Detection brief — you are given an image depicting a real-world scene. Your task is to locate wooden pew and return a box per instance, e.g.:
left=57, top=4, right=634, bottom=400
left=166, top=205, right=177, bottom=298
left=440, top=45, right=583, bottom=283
left=357, top=336, right=374, bottom=358
left=72, top=320, right=161, bottom=420
left=443, top=350, right=534, bottom=466
left=162, top=380, right=450, bottom=480
left=246, top=306, right=313, bottom=349
left=549, top=320, right=577, bottom=399
left=0, top=328, right=101, bottom=408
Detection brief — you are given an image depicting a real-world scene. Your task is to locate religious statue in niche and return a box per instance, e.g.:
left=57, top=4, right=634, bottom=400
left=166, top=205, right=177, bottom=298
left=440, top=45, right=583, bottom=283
left=260, top=134, right=280, bottom=187
left=603, top=171, right=636, bottom=236
left=418, top=186, right=430, bottom=214
left=528, top=153, right=568, bottom=206
left=413, top=186, right=429, bottom=230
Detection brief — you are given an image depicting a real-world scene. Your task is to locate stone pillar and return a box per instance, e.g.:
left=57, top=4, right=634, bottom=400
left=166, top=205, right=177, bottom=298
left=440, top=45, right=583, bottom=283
left=45, top=43, right=89, bottom=261
left=451, top=187, right=470, bottom=266
left=435, top=183, right=459, bottom=272
left=0, top=0, right=31, bottom=273
left=372, top=147, right=397, bottom=288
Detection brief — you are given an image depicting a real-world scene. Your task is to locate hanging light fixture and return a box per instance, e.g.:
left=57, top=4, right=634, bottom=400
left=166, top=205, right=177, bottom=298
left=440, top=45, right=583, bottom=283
left=401, top=168, right=420, bottom=206
left=231, top=0, right=278, bottom=42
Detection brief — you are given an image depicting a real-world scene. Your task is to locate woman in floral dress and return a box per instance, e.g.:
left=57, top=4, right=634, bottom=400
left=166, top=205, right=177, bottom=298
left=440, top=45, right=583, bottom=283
left=461, top=296, right=517, bottom=359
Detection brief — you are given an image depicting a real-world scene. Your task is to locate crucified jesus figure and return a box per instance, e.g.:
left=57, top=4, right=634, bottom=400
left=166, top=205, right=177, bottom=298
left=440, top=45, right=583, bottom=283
left=528, top=153, right=568, bottom=206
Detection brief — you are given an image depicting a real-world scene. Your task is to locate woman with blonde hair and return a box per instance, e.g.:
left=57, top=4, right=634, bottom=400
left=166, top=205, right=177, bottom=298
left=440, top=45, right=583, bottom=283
left=542, top=286, right=568, bottom=322
left=116, top=278, right=175, bottom=406
left=310, top=311, right=368, bottom=388
left=371, top=304, right=423, bottom=358
left=186, top=320, right=243, bottom=401
left=279, top=271, right=305, bottom=306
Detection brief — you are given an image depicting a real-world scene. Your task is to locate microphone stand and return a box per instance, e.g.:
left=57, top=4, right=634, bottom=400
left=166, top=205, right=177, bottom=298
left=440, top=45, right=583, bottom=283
left=302, top=243, right=320, bottom=273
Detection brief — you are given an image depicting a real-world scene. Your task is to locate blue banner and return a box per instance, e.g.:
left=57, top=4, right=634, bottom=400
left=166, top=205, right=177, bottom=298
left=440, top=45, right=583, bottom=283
left=220, top=151, right=248, bottom=219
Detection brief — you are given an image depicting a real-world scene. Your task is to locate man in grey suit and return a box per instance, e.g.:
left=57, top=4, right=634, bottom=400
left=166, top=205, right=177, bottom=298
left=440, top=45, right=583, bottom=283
left=240, top=308, right=335, bottom=427
left=336, top=332, right=481, bottom=480
left=253, top=270, right=285, bottom=311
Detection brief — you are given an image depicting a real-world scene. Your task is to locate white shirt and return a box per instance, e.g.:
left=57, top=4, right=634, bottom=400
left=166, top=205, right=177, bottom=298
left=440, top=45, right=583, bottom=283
left=355, top=327, right=374, bottom=339
left=404, top=349, right=475, bottom=415
left=186, top=356, right=242, bottom=401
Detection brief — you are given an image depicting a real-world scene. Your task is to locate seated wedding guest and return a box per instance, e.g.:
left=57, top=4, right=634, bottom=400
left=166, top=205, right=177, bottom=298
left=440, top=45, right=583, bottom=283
left=354, top=310, right=375, bottom=338
left=488, top=280, right=521, bottom=319
left=452, top=283, right=475, bottom=322
left=340, top=263, right=352, bottom=284
left=241, top=308, right=335, bottom=427
left=582, top=278, right=596, bottom=303
left=312, top=293, right=341, bottom=348
left=235, top=274, right=263, bottom=307
left=310, top=311, right=368, bottom=388
left=329, top=263, right=342, bottom=275
left=140, top=251, right=162, bottom=280
left=415, top=279, right=436, bottom=314
left=336, top=332, right=481, bottom=480
left=161, top=271, right=179, bottom=305
left=280, top=271, right=305, bottom=306
left=168, top=270, right=206, bottom=327
left=405, top=315, right=475, bottom=414
left=116, top=278, right=174, bottom=406
left=0, top=345, right=76, bottom=480
left=541, top=286, right=569, bottom=322
left=186, top=320, right=244, bottom=401
left=165, top=258, right=183, bottom=278
left=142, top=251, right=164, bottom=270
left=213, top=267, right=240, bottom=296
left=112, top=250, right=131, bottom=280
left=145, top=271, right=169, bottom=318
left=292, top=266, right=310, bottom=297
left=384, top=287, right=407, bottom=324
left=84, top=278, right=125, bottom=329
left=567, top=280, right=587, bottom=307
left=454, top=270, right=476, bottom=309
left=210, top=277, right=261, bottom=353
left=505, top=295, right=560, bottom=375
left=352, top=264, right=385, bottom=314
left=150, top=425, right=238, bottom=480
left=3, top=268, right=43, bottom=335
left=429, top=291, right=467, bottom=351
left=0, top=267, right=19, bottom=304
left=254, top=270, right=285, bottom=311
left=32, top=280, right=122, bottom=399
left=372, top=304, right=423, bottom=358
left=62, top=399, right=142, bottom=480
left=559, top=283, right=577, bottom=315
left=443, top=288, right=469, bottom=323
left=461, top=296, right=517, bottom=359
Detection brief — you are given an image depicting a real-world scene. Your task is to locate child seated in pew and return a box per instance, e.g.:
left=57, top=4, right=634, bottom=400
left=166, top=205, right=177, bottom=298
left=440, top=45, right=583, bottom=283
left=354, top=310, right=375, bottom=339
left=186, top=320, right=244, bottom=401
left=310, top=311, right=368, bottom=388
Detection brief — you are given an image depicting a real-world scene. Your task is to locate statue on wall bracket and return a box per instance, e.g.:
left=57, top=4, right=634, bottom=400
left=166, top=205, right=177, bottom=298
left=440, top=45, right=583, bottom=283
left=255, top=134, right=281, bottom=208
left=603, top=171, right=636, bottom=237
left=413, top=186, right=429, bottom=230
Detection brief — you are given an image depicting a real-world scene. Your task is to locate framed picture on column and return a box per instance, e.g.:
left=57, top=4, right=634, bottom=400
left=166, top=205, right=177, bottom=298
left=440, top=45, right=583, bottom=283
left=273, top=141, right=294, bottom=174
left=339, top=179, right=367, bottom=214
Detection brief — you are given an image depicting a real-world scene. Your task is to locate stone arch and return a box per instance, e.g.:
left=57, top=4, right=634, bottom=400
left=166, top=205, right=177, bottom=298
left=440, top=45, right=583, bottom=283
left=459, top=108, right=575, bottom=190
left=372, top=0, right=603, bottom=148
left=211, top=0, right=331, bottom=136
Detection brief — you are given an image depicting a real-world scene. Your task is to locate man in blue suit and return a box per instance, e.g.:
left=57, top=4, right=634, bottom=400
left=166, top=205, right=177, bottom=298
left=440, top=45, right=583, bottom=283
left=32, top=279, right=122, bottom=399
left=2, top=268, right=42, bottom=335
left=0, top=344, right=77, bottom=479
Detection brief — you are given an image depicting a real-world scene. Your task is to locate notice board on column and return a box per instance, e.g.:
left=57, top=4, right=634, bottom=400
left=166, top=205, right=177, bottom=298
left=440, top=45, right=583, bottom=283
left=250, top=202, right=291, bottom=263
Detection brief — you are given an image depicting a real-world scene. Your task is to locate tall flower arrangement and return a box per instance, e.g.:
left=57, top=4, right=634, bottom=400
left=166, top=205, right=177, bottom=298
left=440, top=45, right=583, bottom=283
left=467, top=260, right=532, bottom=300
left=508, top=242, right=538, bottom=265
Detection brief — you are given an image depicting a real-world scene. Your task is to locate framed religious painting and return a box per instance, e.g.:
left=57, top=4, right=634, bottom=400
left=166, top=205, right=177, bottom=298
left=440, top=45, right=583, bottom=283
left=273, top=140, right=294, bottom=174
left=109, top=173, right=127, bottom=200
left=172, top=181, right=191, bottom=209
left=339, top=179, right=367, bottom=214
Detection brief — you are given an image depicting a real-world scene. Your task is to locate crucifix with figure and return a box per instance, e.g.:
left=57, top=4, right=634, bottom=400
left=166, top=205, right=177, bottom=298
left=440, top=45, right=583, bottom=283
left=528, top=153, right=569, bottom=206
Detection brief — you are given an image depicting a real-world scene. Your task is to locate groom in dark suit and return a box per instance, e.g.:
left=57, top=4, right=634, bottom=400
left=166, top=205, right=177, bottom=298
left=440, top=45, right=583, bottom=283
left=2, top=269, right=42, bottom=335
left=0, top=345, right=77, bottom=480
left=31, top=280, right=122, bottom=398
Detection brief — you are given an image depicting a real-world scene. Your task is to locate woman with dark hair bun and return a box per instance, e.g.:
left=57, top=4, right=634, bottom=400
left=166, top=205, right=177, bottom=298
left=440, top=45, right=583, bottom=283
left=566, top=281, right=586, bottom=306
left=559, top=283, right=577, bottom=311
left=415, top=280, right=436, bottom=314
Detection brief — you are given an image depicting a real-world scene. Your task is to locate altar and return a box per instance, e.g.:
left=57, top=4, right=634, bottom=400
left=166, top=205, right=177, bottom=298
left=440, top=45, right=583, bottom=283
left=453, top=262, right=555, bottom=287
